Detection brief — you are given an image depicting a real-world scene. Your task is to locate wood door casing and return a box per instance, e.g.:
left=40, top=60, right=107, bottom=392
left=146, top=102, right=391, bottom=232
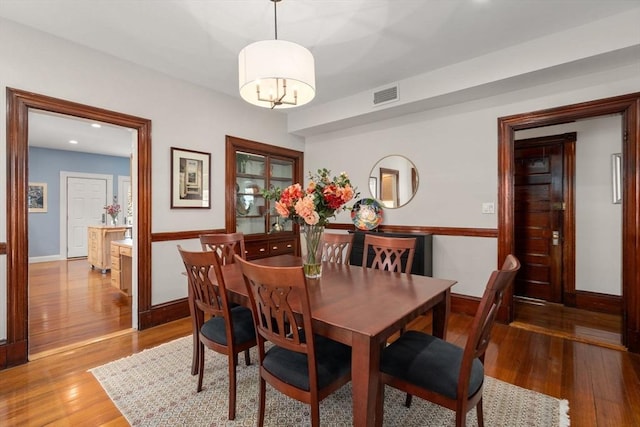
left=514, top=135, right=571, bottom=302
left=498, top=92, right=640, bottom=352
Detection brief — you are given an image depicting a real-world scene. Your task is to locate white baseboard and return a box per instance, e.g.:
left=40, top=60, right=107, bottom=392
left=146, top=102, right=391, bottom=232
left=29, top=255, right=65, bottom=263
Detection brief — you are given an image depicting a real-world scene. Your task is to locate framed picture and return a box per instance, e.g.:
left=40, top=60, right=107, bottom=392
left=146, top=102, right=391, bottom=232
left=369, top=176, right=378, bottom=198
left=171, top=147, right=211, bottom=208
left=28, top=182, right=48, bottom=213
left=612, top=153, right=622, bottom=204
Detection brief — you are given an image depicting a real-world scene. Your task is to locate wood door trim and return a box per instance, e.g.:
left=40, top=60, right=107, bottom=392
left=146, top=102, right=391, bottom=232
left=4, top=88, right=152, bottom=368
left=498, top=91, right=640, bottom=352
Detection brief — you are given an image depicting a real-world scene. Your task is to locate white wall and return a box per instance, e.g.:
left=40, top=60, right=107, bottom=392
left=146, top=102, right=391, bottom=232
left=0, top=18, right=303, bottom=339
left=517, top=116, right=623, bottom=296
left=306, top=63, right=639, bottom=297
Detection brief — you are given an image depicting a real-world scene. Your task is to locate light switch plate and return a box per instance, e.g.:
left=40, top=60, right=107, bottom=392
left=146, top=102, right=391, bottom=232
left=482, top=202, right=495, bottom=214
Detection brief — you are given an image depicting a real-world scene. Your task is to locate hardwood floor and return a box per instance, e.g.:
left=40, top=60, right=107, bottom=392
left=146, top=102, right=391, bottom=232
left=2, top=312, right=639, bottom=426
left=512, top=297, right=624, bottom=350
left=28, top=259, right=132, bottom=356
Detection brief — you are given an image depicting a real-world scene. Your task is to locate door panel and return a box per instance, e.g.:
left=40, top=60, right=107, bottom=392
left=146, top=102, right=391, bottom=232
left=514, top=142, right=564, bottom=302
left=67, top=177, right=107, bottom=258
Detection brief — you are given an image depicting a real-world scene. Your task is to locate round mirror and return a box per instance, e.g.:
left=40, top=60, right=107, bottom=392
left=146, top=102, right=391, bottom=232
left=368, top=155, right=418, bottom=208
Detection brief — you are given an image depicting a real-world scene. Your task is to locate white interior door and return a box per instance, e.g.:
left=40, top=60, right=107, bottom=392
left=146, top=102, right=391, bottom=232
left=67, top=177, right=107, bottom=258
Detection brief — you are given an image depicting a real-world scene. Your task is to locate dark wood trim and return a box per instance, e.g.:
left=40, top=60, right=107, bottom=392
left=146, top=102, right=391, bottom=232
left=151, top=229, right=226, bottom=242
left=0, top=242, right=5, bottom=255
left=4, top=88, right=152, bottom=369
left=565, top=290, right=623, bottom=315
left=327, top=223, right=498, bottom=238
left=139, top=299, right=191, bottom=330
left=498, top=92, right=640, bottom=352
left=451, top=293, right=481, bottom=317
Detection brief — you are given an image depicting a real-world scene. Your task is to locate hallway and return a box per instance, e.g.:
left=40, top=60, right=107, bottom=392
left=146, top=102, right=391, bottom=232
left=28, top=259, right=132, bottom=357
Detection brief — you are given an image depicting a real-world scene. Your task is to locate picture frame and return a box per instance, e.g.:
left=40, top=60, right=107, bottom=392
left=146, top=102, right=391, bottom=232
left=612, top=153, right=622, bottom=204
left=28, top=182, right=48, bottom=213
left=369, top=176, right=378, bottom=198
left=171, top=147, right=211, bottom=208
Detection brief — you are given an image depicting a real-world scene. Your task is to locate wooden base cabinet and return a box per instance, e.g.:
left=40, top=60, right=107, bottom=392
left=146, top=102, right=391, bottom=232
left=87, top=226, right=128, bottom=273
left=110, top=239, right=132, bottom=295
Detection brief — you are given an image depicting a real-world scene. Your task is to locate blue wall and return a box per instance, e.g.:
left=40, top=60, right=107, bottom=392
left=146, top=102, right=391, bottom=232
left=28, top=147, right=130, bottom=257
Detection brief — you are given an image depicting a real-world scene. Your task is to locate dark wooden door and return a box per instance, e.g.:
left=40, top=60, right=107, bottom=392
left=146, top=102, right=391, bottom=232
left=514, top=136, right=569, bottom=302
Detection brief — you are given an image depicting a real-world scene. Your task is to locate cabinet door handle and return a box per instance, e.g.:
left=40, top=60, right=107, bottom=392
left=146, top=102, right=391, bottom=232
left=272, top=246, right=278, bottom=250
left=286, top=244, right=292, bottom=248
left=259, top=248, right=266, bottom=252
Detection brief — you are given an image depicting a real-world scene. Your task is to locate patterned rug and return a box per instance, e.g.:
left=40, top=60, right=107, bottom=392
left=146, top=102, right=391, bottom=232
left=90, top=336, right=570, bottom=426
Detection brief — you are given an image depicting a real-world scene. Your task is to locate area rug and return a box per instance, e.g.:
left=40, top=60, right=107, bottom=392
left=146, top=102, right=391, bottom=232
left=90, top=336, right=570, bottom=426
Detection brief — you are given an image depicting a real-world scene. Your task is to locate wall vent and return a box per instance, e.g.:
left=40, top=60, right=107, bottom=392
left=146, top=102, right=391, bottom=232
left=373, top=85, right=399, bottom=106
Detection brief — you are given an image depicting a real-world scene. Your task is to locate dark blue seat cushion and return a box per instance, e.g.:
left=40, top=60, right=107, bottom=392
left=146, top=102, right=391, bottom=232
left=200, top=306, right=256, bottom=346
left=381, top=330, right=484, bottom=399
left=263, top=332, right=351, bottom=391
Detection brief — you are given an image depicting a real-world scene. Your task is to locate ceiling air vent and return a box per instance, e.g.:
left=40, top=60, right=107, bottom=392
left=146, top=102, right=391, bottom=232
left=373, top=84, right=399, bottom=106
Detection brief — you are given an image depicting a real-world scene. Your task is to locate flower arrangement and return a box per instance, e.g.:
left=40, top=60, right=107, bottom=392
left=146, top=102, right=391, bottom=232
left=104, top=201, right=121, bottom=222
left=264, top=169, right=358, bottom=278
left=264, top=168, right=358, bottom=226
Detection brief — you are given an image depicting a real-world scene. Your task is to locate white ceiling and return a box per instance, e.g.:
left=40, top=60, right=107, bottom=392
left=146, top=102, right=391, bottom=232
left=2, top=0, right=638, bottom=155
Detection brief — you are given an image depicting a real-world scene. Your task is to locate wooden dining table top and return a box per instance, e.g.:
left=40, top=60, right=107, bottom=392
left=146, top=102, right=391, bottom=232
left=221, top=254, right=457, bottom=427
left=221, top=254, right=456, bottom=343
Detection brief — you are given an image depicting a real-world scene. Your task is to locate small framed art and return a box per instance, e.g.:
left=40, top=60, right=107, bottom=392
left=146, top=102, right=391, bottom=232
left=171, top=147, right=211, bottom=208
left=28, top=182, right=48, bottom=213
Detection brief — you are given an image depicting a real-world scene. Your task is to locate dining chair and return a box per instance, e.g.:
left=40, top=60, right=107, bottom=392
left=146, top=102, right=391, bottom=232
left=188, top=232, right=246, bottom=374
left=177, top=246, right=257, bottom=421
left=320, top=232, right=354, bottom=264
left=234, top=254, right=352, bottom=427
left=362, top=233, right=417, bottom=273
left=199, top=232, right=246, bottom=263
left=378, top=254, right=521, bottom=427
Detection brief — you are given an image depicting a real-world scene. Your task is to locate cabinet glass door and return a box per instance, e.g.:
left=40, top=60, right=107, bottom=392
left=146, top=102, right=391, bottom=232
left=267, top=158, right=294, bottom=232
left=236, top=152, right=266, bottom=234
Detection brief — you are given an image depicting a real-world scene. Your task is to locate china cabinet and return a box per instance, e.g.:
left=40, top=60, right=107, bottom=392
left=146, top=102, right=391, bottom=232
left=225, top=135, right=303, bottom=259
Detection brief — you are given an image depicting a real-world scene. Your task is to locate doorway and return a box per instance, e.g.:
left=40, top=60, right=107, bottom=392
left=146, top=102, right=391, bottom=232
left=497, top=92, right=640, bottom=352
left=5, top=88, right=153, bottom=367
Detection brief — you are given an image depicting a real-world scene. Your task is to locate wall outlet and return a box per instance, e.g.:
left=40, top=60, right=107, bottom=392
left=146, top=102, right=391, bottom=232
left=482, top=202, right=495, bottom=214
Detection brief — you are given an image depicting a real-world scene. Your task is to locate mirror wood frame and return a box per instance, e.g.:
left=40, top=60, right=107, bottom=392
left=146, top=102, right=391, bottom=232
left=4, top=88, right=152, bottom=366
left=498, top=91, right=640, bottom=352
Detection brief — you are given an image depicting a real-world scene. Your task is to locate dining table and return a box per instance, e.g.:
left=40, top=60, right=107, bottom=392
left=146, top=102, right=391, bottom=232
left=219, top=254, right=457, bottom=427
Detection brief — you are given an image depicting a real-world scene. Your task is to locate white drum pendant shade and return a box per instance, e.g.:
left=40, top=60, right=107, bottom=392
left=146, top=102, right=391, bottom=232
left=239, top=39, right=315, bottom=108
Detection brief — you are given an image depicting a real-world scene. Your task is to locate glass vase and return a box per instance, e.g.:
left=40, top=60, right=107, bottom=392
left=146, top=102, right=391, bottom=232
left=301, top=223, right=324, bottom=279
left=110, top=216, right=118, bottom=226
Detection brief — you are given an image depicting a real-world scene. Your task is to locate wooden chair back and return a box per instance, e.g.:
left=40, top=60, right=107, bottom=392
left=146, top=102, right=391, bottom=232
left=235, top=255, right=315, bottom=362
left=178, top=246, right=232, bottom=332
left=199, top=232, right=246, bottom=265
left=321, top=232, right=354, bottom=264
left=362, top=234, right=417, bottom=273
left=465, top=254, right=520, bottom=365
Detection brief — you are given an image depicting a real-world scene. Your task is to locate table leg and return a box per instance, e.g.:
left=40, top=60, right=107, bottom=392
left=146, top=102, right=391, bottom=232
left=351, top=333, right=380, bottom=427
left=431, top=289, right=451, bottom=340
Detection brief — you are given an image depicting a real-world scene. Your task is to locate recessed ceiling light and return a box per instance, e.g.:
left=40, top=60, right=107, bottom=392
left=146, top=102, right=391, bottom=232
left=91, top=123, right=101, bottom=128
left=69, top=140, right=78, bottom=144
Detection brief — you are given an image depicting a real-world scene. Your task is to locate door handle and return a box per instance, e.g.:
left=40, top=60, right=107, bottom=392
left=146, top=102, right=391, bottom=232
left=552, top=230, right=560, bottom=246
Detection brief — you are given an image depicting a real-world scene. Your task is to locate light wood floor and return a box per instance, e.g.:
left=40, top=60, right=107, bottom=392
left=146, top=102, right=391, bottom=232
left=28, top=259, right=132, bottom=356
